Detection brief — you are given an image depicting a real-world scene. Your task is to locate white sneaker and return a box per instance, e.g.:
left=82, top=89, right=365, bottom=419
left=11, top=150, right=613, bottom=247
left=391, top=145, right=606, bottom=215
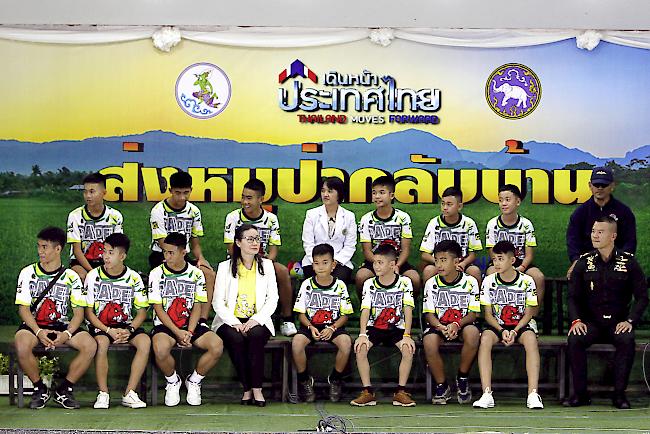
left=164, top=378, right=182, bottom=407
left=93, top=391, right=110, bottom=409
left=280, top=321, right=297, bottom=337
left=473, top=390, right=495, bottom=408
left=185, top=377, right=202, bottom=406
left=122, top=390, right=147, bottom=408
left=527, top=390, right=544, bottom=409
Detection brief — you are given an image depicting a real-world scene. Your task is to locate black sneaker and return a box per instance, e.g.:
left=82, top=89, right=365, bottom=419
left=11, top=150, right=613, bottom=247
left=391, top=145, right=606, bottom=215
left=299, top=376, right=316, bottom=403
left=29, top=384, right=50, bottom=409
left=432, top=382, right=452, bottom=405
left=54, top=387, right=80, bottom=409
left=328, top=375, right=343, bottom=403
left=456, top=376, right=472, bottom=404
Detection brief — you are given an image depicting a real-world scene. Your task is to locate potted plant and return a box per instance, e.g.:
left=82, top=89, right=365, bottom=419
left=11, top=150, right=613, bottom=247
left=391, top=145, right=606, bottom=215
left=0, top=353, right=59, bottom=394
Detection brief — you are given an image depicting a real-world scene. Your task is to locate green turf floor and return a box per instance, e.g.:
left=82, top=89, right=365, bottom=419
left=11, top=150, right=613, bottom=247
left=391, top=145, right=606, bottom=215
left=1, top=391, right=650, bottom=433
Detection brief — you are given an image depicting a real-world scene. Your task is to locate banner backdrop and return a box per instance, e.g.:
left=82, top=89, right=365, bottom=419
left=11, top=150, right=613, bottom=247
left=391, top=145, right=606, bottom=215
left=1, top=37, right=648, bottom=205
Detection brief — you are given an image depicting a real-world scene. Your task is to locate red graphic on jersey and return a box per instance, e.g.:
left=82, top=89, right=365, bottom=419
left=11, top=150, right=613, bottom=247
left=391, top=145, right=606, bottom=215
left=378, top=239, right=401, bottom=253
left=311, top=309, right=334, bottom=325
left=35, top=298, right=61, bottom=326
left=98, top=302, right=128, bottom=325
left=168, top=297, right=190, bottom=328
left=374, top=307, right=400, bottom=330
left=500, top=305, right=521, bottom=326
left=85, top=241, right=105, bottom=261
left=440, top=308, right=463, bottom=325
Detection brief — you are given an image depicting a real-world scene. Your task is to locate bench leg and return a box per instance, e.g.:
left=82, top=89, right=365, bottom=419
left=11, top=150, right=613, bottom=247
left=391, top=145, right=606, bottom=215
left=291, top=359, right=298, bottom=400
left=17, top=364, right=24, bottom=408
left=151, top=360, right=158, bottom=407
left=425, top=364, right=432, bottom=402
left=558, top=346, right=566, bottom=401
left=282, top=345, right=289, bottom=403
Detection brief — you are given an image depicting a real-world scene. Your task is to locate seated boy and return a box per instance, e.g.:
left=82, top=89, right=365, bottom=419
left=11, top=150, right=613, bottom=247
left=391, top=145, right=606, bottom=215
left=84, top=233, right=150, bottom=409
left=351, top=244, right=416, bottom=407
left=149, top=233, right=224, bottom=407
left=473, top=241, right=543, bottom=409
left=292, top=244, right=354, bottom=403
left=422, top=240, right=480, bottom=405
left=14, top=227, right=97, bottom=409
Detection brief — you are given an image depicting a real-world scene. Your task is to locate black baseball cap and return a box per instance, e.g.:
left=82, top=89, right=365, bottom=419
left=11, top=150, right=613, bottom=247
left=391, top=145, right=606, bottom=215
left=590, top=166, right=614, bottom=185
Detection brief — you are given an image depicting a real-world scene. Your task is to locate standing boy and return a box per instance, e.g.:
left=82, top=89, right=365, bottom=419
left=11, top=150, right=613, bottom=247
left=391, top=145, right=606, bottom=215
left=224, top=178, right=296, bottom=336
left=149, top=170, right=216, bottom=321
left=473, top=241, right=543, bottom=409
left=356, top=175, right=421, bottom=298
left=422, top=240, right=481, bottom=405
left=14, top=227, right=97, bottom=409
left=292, top=244, right=354, bottom=403
left=351, top=244, right=416, bottom=407
left=85, top=233, right=150, bottom=409
left=420, top=186, right=482, bottom=284
left=149, top=233, right=224, bottom=407
left=67, top=172, right=123, bottom=281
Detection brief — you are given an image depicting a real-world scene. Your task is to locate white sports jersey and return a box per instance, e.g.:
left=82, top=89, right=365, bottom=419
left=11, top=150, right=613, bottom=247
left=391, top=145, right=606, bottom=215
left=423, top=273, right=480, bottom=325
left=294, top=277, right=354, bottom=325
left=66, top=205, right=123, bottom=261
left=361, top=275, right=415, bottom=330
left=485, top=215, right=537, bottom=260
left=420, top=214, right=482, bottom=258
left=85, top=266, right=147, bottom=325
left=480, top=272, right=538, bottom=329
left=150, top=200, right=204, bottom=253
left=148, top=263, right=206, bottom=327
left=358, top=208, right=412, bottom=253
left=224, top=208, right=281, bottom=255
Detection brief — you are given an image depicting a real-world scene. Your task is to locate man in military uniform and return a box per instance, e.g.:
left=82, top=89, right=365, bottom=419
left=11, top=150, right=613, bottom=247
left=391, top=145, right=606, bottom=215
left=565, top=216, right=647, bottom=409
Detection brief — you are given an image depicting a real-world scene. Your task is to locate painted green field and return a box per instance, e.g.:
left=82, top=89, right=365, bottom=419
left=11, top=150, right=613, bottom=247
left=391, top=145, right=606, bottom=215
left=0, top=188, right=648, bottom=326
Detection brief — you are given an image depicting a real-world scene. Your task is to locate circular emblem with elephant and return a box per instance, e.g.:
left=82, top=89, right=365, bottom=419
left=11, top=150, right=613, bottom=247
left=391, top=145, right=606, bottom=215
left=486, top=63, right=541, bottom=120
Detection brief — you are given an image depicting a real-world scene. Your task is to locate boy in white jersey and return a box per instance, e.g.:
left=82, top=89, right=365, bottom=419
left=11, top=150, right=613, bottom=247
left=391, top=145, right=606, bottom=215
left=356, top=175, right=421, bottom=299
left=473, top=241, right=543, bottom=410
left=420, top=187, right=482, bottom=284
left=224, top=178, right=296, bottom=336
left=485, top=184, right=544, bottom=316
left=14, top=227, right=97, bottom=410
left=149, top=233, right=224, bottom=407
left=67, top=172, right=123, bottom=281
left=85, top=233, right=150, bottom=409
left=293, top=244, right=354, bottom=403
left=149, top=170, right=216, bottom=322
left=351, top=244, right=416, bottom=407
left=423, top=240, right=480, bottom=405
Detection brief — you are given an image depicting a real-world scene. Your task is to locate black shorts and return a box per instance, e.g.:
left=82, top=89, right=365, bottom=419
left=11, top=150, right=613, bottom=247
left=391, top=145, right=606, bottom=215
left=148, top=251, right=198, bottom=270
left=150, top=323, right=210, bottom=344
left=303, top=263, right=353, bottom=284
left=423, top=323, right=480, bottom=342
left=367, top=327, right=405, bottom=347
left=70, top=258, right=104, bottom=269
left=89, top=323, right=147, bottom=343
left=483, top=324, right=537, bottom=339
left=296, top=325, right=349, bottom=343
left=17, top=322, right=85, bottom=341
left=361, top=260, right=416, bottom=274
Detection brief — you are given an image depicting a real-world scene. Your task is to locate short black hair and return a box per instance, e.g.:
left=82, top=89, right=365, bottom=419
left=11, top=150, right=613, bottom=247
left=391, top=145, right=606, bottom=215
left=169, top=171, right=193, bottom=189
left=243, top=178, right=266, bottom=196
left=321, top=177, right=346, bottom=203
left=104, top=233, right=130, bottom=253
left=595, top=215, right=618, bottom=232
left=163, top=232, right=187, bottom=248
left=373, top=242, right=398, bottom=260
left=433, top=239, right=462, bottom=258
left=498, top=184, right=522, bottom=199
left=441, top=186, right=463, bottom=202
left=312, top=243, right=334, bottom=260
left=37, top=226, right=66, bottom=248
left=492, top=240, right=516, bottom=256
left=371, top=175, right=395, bottom=193
left=83, top=172, right=107, bottom=188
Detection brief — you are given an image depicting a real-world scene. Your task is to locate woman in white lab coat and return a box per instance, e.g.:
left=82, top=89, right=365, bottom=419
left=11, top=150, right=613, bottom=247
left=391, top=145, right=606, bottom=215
left=301, top=177, right=357, bottom=283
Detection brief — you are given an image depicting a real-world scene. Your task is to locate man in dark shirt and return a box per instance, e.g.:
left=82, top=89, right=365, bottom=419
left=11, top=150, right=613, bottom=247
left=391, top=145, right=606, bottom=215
left=565, top=217, right=647, bottom=409
left=566, top=166, right=636, bottom=278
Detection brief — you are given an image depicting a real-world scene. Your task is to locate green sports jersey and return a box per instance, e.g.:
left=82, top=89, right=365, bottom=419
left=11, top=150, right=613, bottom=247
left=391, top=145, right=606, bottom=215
left=85, top=266, right=148, bottom=325
left=358, top=208, right=412, bottom=253
left=480, top=272, right=538, bottom=329
left=294, top=277, right=354, bottom=325
left=66, top=205, right=123, bottom=261
left=423, top=273, right=481, bottom=324
left=148, top=263, right=206, bottom=328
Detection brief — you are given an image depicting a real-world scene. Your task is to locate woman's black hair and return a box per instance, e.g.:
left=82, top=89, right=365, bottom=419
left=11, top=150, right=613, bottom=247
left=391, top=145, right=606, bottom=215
left=231, top=224, right=265, bottom=278
left=321, top=176, right=346, bottom=204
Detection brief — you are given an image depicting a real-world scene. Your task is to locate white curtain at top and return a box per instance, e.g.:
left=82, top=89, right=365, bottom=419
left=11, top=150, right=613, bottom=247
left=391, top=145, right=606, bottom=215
left=0, top=26, right=648, bottom=50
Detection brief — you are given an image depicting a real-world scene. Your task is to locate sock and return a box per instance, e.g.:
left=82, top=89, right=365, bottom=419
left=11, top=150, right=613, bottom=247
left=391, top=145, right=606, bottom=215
left=364, top=386, right=374, bottom=394
left=188, top=370, right=205, bottom=384
left=329, top=368, right=344, bottom=381
left=396, top=385, right=406, bottom=393
left=457, top=370, right=469, bottom=379
left=165, top=371, right=180, bottom=384
left=33, top=379, right=45, bottom=390
left=297, top=370, right=309, bottom=383
left=57, top=378, right=74, bottom=393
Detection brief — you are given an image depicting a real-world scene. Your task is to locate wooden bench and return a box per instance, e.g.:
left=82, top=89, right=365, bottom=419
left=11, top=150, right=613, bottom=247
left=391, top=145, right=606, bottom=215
left=7, top=342, right=148, bottom=408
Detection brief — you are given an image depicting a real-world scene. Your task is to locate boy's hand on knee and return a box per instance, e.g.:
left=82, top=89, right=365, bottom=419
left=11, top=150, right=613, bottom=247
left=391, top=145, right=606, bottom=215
left=400, top=336, right=416, bottom=354
left=354, top=335, right=369, bottom=353
left=319, top=327, right=334, bottom=341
